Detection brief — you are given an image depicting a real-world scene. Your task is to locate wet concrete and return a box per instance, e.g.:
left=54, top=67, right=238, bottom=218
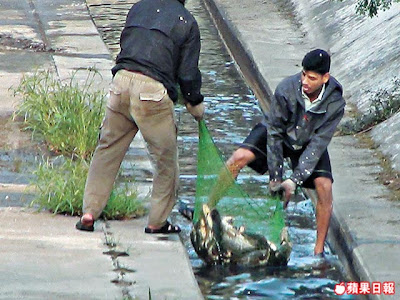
left=288, top=0, right=400, bottom=175
left=1, top=0, right=399, bottom=299
left=0, top=0, right=202, bottom=299
left=202, top=0, right=400, bottom=298
left=0, top=207, right=120, bottom=299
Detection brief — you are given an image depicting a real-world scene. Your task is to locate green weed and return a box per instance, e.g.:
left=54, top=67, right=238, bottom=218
left=16, top=69, right=146, bottom=218
left=31, top=157, right=88, bottom=215
left=14, top=70, right=105, bottom=160
left=103, top=183, right=147, bottom=220
left=31, top=157, right=146, bottom=218
left=339, top=77, right=400, bottom=135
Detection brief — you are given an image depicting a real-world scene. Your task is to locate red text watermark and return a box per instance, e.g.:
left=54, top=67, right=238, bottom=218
left=334, top=281, right=396, bottom=296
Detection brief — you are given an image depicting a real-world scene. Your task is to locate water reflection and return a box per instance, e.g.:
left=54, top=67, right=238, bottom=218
left=87, top=0, right=359, bottom=298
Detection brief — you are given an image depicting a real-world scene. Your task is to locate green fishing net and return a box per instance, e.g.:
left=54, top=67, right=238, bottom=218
left=193, top=120, right=286, bottom=245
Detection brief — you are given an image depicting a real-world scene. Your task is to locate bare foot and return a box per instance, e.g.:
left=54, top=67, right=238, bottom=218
left=81, top=213, right=94, bottom=226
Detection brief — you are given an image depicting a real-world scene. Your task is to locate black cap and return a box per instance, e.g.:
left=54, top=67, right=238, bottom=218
left=302, top=49, right=331, bottom=75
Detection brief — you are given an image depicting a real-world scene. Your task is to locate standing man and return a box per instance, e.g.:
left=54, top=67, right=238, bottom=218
left=76, top=0, right=204, bottom=234
left=223, top=49, right=345, bottom=256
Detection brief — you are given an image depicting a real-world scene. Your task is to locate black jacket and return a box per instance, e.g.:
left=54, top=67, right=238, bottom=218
left=264, top=72, right=345, bottom=185
left=112, top=0, right=203, bottom=105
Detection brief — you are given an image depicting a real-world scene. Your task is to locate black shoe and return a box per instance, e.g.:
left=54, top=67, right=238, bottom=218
left=144, top=221, right=181, bottom=234
left=75, top=219, right=94, bottom=232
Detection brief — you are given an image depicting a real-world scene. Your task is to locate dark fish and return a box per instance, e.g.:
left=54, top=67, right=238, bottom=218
left=191, top=204, right=292, bottom=267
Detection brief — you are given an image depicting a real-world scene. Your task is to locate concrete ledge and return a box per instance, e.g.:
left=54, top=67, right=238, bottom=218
left=0, top=0, right=204, bottom=298
left=202, top=0, right=400, bottom=297
left=107, top=218, right=203, bottom=300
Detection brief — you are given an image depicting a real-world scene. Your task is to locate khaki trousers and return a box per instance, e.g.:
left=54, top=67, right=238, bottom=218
left=83, top=70, right=179, bottom=227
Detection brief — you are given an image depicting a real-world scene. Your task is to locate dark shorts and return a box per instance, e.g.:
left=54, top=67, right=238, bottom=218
left=240, top=122, right=333, bottom=189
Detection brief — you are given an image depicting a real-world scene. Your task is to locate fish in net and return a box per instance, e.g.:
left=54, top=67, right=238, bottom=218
left=189, top=120, right=291, bottom=266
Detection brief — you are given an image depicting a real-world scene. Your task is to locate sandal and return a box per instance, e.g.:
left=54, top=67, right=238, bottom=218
left=178, top=203, right=194, bottom=221
left=144, top=221, right=181, bottom=234
left=75, top=214, right=94, bottom=232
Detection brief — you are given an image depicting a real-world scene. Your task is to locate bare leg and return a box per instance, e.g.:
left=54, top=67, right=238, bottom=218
left=226, top=148, right=256, bottom=178
left=313, top=177, right=333, bottom=255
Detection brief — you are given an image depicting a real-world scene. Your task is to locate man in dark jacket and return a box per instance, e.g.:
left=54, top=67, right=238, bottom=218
left=76, top=0, right=204, bottom=234
left=225, top=49, right=345, bottom=256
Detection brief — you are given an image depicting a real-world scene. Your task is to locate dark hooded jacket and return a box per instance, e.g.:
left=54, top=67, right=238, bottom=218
left=264, top=72, right=345, bottom=186
left=112, top=0, right=203, bottom=105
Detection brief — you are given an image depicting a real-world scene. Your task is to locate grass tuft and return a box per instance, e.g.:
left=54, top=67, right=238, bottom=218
left=16, top=69, right=146, bottom=219
left=14, top=70, right=105, bottom=160
left=339, top=77, right=400, bottom=135
left=31, top=157, right=146, bottom=218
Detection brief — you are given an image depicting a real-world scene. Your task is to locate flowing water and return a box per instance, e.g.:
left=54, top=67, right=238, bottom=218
left=87, top=0, right=360, bottom=298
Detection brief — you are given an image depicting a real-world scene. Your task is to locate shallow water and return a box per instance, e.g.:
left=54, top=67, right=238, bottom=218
left=87, top=0, right=359, bottom=298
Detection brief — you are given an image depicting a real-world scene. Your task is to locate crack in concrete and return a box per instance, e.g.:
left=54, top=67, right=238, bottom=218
left=102, top=224, right=135, bottom=299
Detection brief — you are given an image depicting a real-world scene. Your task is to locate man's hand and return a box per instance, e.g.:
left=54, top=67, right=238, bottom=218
left=269, top=180, right=283, bottom=193
left=281, top=179, right=296, bottom=208
left=185, top=102, right=205, bottom=121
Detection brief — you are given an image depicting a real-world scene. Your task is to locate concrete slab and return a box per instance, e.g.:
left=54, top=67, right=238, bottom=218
left=329, top=137, right=400, bottom=297
left=2, top=0, right=399, bottom=299
left=204, top=0, right=400, bottom=298
left=49, top=35, right=110, bottom=55
left=47, top=20, right=100, bottom=36
left=0, top=25, right=40, bottom=41
left=108, top=218, right=203, bottom=300
left=0, top=207, right=120, bottom=300
left=0, top=1, right=203, bottom=299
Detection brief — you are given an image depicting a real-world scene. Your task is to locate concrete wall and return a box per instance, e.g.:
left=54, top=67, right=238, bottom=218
left=287, top=0, right=400, bottom=171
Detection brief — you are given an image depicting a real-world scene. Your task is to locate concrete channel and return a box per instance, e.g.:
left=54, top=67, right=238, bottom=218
left=201, top=0, right=400, bottom=299
left=0, top=0, right=399, bottom=299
